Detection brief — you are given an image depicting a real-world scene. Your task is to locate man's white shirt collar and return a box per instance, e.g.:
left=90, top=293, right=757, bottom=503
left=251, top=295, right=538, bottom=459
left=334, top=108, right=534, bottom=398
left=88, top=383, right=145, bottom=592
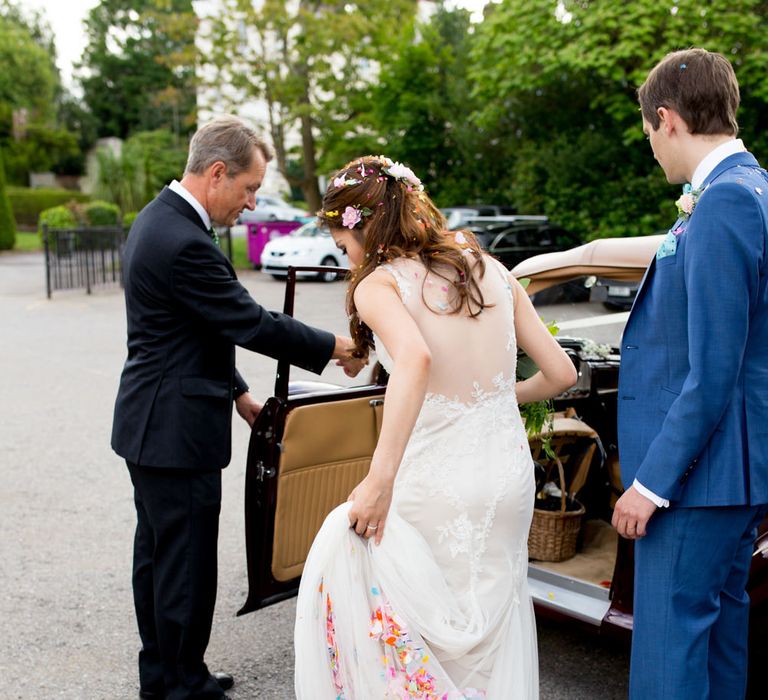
left=169, top=179, right=212, bottom=231
left=691, top=138, right=745, bottom=190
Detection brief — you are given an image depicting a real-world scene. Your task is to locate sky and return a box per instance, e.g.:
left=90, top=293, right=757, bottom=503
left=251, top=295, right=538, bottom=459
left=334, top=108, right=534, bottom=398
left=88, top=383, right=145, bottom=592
left=24, top=0, right=492, bottom=91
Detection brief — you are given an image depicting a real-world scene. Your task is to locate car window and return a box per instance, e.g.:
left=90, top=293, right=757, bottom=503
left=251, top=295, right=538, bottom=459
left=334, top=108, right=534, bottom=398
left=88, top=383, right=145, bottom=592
left=293, top=222, right=318, bottom=236
left=293, top=222, right=330, bottom=237
left=443, top=208, right=478, bottom=229
left=491, top=229, right=523, bottom=250
left=531, top=279, right=627, bottom=347
left=514, top=227, right=543, bottom=248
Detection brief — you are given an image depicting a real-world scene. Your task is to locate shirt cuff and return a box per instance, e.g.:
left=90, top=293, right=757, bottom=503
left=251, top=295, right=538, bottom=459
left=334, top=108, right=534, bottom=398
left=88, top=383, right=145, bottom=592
left=633, top=479, right=670, bottom=508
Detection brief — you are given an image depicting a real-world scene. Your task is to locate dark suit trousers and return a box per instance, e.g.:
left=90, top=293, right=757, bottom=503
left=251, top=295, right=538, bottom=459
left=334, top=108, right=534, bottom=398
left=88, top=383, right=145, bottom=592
left=128, top=462, right=225, bottom=700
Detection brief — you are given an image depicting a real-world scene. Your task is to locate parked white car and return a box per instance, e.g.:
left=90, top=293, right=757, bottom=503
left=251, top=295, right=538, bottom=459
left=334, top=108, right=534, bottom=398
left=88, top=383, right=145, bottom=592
left=261, top=221, right=349, bottom=282
left=238, top=194, right=308, bottom=222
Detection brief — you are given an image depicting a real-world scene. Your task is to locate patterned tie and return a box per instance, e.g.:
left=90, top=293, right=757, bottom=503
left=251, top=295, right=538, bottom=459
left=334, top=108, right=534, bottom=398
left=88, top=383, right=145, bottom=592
left=208, top=226, right=220, bottom=247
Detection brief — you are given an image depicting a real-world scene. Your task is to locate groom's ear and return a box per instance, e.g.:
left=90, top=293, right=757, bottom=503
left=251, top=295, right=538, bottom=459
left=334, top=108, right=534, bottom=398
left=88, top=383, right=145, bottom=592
left=656, top=107, right=671, bottom=133
left=657, top=107, right=687, bottom=136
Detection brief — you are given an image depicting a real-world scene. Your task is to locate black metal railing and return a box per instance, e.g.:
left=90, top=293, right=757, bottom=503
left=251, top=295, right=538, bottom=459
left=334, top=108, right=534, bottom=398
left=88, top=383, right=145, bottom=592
left=43, top=225, right=127, bottom=298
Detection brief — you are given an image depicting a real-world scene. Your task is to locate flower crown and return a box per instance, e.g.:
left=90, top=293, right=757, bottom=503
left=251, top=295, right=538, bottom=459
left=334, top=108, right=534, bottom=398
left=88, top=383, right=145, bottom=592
left=331, top=156, right=423, bottom=191
left=319, top=156, right=424, bottom=228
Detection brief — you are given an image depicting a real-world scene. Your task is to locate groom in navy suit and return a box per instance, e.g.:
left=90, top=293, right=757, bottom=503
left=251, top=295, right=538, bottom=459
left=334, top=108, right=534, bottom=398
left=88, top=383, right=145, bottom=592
left=614, top=49, right=768, bottom=698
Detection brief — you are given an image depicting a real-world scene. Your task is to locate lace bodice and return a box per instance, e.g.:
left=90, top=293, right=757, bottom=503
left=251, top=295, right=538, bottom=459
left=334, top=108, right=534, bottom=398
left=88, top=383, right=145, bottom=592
left=374, top=256, right=518, bottom=404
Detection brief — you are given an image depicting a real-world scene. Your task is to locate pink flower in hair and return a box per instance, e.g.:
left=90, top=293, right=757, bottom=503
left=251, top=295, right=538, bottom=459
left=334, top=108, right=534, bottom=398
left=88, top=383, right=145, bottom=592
left=342, top=206, right=362, bottom=229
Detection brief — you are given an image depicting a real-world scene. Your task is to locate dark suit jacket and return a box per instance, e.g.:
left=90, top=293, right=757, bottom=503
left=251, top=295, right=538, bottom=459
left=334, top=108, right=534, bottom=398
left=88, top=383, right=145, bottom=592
left=112, top=187, right=335, bottom=469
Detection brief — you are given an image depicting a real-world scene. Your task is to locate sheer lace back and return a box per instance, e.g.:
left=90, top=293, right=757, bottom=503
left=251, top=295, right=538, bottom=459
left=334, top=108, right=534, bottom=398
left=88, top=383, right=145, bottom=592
left=375, top=256, right=517, bottom=404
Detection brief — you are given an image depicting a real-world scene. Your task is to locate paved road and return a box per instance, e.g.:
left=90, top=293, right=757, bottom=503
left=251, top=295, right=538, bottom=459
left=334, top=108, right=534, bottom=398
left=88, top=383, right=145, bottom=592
left=0, top=252, right=628, bottom=699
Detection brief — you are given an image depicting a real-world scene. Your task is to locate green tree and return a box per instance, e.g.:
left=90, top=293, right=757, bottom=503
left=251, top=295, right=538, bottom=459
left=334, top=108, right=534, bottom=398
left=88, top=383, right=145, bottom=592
left=0, top=146, right=16, bottom=250
left=469, top=0, right=768, bottom=239
left=0, top=3, right=87, bottom=184
left=79, top=0, right=198, bottom=139
left=94, top=129, right=187, bottom=211
left=202, top=0, right=418, bottom=212
left=0, top=16, right=57, bottom=122
left=360, top=4, right=504, bottom=207
left=2, top=125, right=83, bottom=183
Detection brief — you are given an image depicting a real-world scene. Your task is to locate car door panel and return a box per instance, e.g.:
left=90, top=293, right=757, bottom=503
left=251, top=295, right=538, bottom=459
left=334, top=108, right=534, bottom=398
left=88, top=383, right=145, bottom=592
left=271, top=395, right=383, bottom=582
left=239, top=264, right=386, bottom=614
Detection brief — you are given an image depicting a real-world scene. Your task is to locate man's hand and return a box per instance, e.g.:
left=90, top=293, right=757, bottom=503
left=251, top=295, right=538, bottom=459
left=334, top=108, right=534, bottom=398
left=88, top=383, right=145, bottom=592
left=612, top=485, right=658, bottom=539
left=331, top=335, right=356, bottom=360
left=336, top=356, right=368, bottom=377
left=235, top=392, right=262, bottom=428
left=331, top=335, right=368, bottom=377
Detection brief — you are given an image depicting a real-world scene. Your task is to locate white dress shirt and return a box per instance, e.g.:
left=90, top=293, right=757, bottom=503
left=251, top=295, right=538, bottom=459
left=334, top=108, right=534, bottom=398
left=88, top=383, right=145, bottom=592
left=633, top=137, right=746, bottom=509
left=169, top=179, right=212, bottom=231
left=690, top=138, right=745, bottom=190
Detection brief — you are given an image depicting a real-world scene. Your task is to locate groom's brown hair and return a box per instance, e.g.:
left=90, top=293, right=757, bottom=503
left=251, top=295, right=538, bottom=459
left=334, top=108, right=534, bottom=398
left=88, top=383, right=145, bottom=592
left=638, top=48, right=739, bottom=136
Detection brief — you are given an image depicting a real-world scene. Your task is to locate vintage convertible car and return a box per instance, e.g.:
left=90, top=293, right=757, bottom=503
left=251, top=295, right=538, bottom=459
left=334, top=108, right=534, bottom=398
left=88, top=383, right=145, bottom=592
left=238, top=237, right=768, bottom=696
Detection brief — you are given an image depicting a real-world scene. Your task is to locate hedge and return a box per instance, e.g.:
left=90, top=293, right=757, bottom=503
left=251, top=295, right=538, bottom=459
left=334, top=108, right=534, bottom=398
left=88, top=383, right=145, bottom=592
left=0, top=149, right=15, bottom=250
left=7, top=186, right=90, bottom=227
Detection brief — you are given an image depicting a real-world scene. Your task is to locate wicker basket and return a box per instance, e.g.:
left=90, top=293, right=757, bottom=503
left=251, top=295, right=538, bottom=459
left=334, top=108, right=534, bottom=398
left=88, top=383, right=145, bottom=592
left=528, top=456, right=585, bottom=562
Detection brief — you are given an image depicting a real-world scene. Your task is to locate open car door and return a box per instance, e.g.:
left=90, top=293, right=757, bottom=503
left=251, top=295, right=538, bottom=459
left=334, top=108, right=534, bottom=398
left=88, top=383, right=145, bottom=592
left=239, top=266, right=386, bottom=615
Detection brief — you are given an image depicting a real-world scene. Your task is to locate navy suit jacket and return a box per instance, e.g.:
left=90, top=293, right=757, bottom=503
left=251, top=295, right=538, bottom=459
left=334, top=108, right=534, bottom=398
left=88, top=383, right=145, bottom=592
left=111, top=188, right=335, bottom=470
left=618, top=152, right=768, bottom=507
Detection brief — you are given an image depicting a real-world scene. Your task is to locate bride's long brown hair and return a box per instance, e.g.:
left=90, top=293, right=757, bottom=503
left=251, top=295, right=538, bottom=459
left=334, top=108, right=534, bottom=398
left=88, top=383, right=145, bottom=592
left=317, top=155, right=491, bottom=359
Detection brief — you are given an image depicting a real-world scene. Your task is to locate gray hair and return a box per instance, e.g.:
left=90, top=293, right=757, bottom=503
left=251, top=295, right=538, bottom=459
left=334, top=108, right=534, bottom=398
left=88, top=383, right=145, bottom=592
left=184, top=115, right=274, bottom=177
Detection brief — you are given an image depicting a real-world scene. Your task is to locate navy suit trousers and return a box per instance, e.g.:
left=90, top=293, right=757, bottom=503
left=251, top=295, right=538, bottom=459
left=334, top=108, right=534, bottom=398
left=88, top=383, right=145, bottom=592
left=128, top=462, right=226, bottom=700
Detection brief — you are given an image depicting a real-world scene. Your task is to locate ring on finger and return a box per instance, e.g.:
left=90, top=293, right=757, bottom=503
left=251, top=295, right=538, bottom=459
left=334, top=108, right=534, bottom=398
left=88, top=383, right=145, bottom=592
left=366, top=524, right=378, bottom=531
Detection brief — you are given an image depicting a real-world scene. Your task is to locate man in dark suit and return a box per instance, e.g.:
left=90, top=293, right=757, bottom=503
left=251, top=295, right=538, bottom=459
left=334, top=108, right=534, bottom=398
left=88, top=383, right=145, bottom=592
left=614, top=50, right=768, bottom=698
left=112, top=116, right=359, bottom=700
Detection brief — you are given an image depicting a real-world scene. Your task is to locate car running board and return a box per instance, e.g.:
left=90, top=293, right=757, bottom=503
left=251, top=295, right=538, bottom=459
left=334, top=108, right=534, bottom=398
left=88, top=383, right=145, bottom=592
left=527, top=564, right=612, bottom=626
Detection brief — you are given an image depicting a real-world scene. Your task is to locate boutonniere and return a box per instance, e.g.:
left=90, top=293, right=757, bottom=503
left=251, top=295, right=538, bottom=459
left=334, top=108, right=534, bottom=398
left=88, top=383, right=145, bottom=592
left=675, top=183, right=704, bottom=220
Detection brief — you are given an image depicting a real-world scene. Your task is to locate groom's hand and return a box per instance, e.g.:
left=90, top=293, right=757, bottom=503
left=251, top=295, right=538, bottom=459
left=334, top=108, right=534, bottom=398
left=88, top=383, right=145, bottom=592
left=612, top=486, right=658, bottom=539
left=235, top=392, right=262, bottom=427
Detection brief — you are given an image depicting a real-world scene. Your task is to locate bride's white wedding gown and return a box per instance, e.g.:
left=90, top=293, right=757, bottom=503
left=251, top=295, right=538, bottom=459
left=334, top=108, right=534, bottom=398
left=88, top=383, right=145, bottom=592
left=295, top=256, right=538, bottom=699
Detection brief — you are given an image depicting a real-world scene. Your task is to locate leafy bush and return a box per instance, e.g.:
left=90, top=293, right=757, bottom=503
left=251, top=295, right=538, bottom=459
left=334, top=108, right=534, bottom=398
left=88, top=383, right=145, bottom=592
left=84, top=200, right=120, bottom=226
left=38, top=205, right=77, bottom=234
left=122, top=211, right=139, bottom=229
left=7, top=186, right=90, bottom=227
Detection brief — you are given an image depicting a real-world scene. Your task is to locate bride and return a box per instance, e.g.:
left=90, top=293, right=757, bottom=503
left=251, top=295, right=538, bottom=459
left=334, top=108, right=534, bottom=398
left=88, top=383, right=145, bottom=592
left=294, top=156, right=576, bottom=699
